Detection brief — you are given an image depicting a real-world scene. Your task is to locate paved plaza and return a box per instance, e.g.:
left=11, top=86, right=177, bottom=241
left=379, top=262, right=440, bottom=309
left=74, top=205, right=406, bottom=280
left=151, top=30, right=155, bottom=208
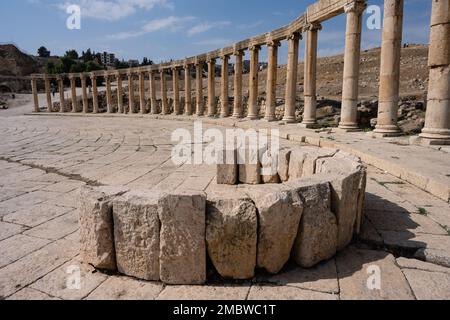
left=0, top=109, right=449, bottom=300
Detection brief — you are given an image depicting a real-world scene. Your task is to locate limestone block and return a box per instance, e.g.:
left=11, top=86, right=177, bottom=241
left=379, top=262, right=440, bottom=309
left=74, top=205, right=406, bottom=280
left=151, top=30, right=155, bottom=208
left=216, top=147, right=238, bottom=185
left=288, top=147, right=337, bottom=180
left=287, top=178, right=338, bottom=268
left=243, top=184, right=304, bottom=274
left=113, top=191, right=161, bottom=281
left=277, top=148, right=292, bottom=182
left=260, top=147, right=281, bottom=184
left=158, top=191, right=206, bottom=285
left=78, top=186, right=128, bottom=270
left=206, top=193, right=257, bottom=279
left=239, top=162, right=261, bottom=185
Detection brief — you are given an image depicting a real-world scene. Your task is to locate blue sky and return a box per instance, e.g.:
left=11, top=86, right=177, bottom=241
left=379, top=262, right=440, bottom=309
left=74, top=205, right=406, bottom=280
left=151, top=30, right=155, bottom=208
left=0, top=0, right=431, bottom=63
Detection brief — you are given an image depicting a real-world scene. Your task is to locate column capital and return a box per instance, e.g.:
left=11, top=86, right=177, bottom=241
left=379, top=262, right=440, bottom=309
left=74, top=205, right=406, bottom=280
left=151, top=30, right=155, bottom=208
left=183, top=62, right=192, bottom=70
left=90, top=72, right=98, bottom=79
left=206, top=57, right=216, bottom=64
left=344, top=1, right=367, bottom=14
left=303, top=22, right=322, bottom=32
left=266, top=39, right=281, bottom=47
left=56, top=74, right=65, bottom=80
left=248, top=44, right=261, bottom=52
left=287, top=32, right=302, bottom=41
left=68, top=73, right=77, bottom=80
left=233, top=49, right=245, bottom=57
left=171, top=66, right=181, bottom=72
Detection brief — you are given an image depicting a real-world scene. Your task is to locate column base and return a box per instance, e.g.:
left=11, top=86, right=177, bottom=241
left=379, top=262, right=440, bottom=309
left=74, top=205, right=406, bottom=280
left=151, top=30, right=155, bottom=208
left=373, top=125, right=402, bottom=137
left=419, top=128, right=450, bottom=145
left=282, top=116, right=297, bottom=124
left=299, top=121, right=319, bottom=129
left=338, top=122, right=361, bottom=132
left=232, top=114, right=244, bottom=119
left=247, top=114, right=260, bottom=120
left=264, top=116, right=277, bottom=122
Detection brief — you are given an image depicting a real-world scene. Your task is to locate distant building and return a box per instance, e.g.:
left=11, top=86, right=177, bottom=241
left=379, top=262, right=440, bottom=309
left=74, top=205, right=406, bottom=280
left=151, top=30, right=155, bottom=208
left=128, top=60, right=140, bottom=67
left=100, top=52, right=116, bottom=66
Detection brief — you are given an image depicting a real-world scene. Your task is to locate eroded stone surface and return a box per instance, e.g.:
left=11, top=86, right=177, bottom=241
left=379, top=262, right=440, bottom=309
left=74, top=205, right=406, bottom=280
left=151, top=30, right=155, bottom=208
left=158, top=191, right=206, bottom=285
left=206, top=193, right=257, bottom=279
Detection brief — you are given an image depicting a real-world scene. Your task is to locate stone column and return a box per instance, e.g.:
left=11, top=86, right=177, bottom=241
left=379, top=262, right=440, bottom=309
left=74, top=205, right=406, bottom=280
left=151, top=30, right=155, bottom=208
left=374, top=0, right=404, bottom=136
left=91, top=73, right=99, bottom=114
left=220, top=55, right=230, bottom=117
left=105, top=73, right=114, bottom=113
left=207, top=58, right=216, bottom=117
left=128, top=71, right=135, bottom=114
left=44, top=74, right=52, bottom=112
left=301, top=23, right=322, bottom=128
left=116, top=73, right=124, bottom=114
left=283, top=33, right=301, bottom=123
left=233, top=50, right=245, bottom=118
left=69, top=75, right=78, bottom=113
left=172, top=67, right=181, bottom=115
left=31, top=76, right=39, bottom=112
left=338, top=1, right=366, bottom=131
left=248, top=45, right=261, bottom=120
left=161, top=69, right=169, bottom=115
left=58, top=75, right=66, bottom=113
left=184, top=64, right=193, bottom=115
left=265, top=40, right=280, bottom=121
left=420, top=0, right=450, bottom=144
left=195, top=60, right=204, bottom=116
left=149, top=70, right=158, bottom=114
left=81, top=74, right=89, bottom=113
left=139, top=71, right=146, bottom=114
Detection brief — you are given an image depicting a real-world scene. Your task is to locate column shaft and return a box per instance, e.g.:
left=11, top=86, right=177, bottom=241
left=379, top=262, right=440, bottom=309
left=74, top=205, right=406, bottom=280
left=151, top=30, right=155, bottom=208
left=248, top=46, right=261, bottom=119
left=128, top=73, right=135, bottom=113
left=172, top=68, right=181, bottom=115
left=139, top=72, right=146, bottom=114
left=301, top=24, right=321, bottom=128
left=58, top=77, right=65, bottom=112
left=283, top=33, right=301, bottom=123
left=220, top=55, right=230, bottom=117
left=31, top=77, right=39, bottom=112
left=184, top=65, right=193, bottom=115
left=233, top=51, right=244, bottom=118
left=196, top=62, right=204, bottom=116
left=420, top=0, right=450, bottom=143
left=91, top=75, right=98, bottom=114
left=70, top=76, right=77, bottom=113
left=339, top=2, right=365, bottom=131
left=150, top=71, right=157, bottom=114
left=207, top=59, right=216, bottom=117
left=116, top=74, right=124, bottom=113
left=265, top=41, right=280, bottom=121
left=161, top=70, right=169, bottom=115
left=81, top=75, right=88, bottom=113
left=44, top=75, right=52, bottom=112
left=374, top=0, right=404, bottom=136
left=105, top=74, right=113, bottom=113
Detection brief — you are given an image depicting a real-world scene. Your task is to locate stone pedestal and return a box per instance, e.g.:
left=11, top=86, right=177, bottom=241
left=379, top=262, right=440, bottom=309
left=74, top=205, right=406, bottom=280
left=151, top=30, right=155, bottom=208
left=44, top=75, right=52, bottom=112
left=265, top=40, right=280, bottom=122
left=105, top=73, right=114, bottom=113
left=149, top=71, right=158, bottom=114
left=374, top=0, right=404, bottom=136
left=127, top=72, right=135, bottom=114
left=283, top=33, right=301, bottom=123
left=207, top=59, right=216, bottom=117
left=81, top=74, right=89, bottom=113
left=248, top=45, right=261, bottom=120
left=233, top=50, right=245, bottom=118
left=91, top=74, right=99, bottom=113
left=69, top=75, right=77, bottom=113
left=184, top=64, right=193, bottom=115
left=220, top=55, right=230, bottom=117
left=58, top=76, right=66, bottom=113
left=139, top=71, right=146, bottom=114
left=420, top=0, right=450, bottom=144
left=172, top=68, right=181, bottom=115
left=338, top=1, right=366, bottom=131
left=301, top=24, right=322, bottom=129
left=195, top=60, right=204, bottom=116
left=116, top=73, right=124, bottom=114
left=161, top=70, right=169, bottom=115
left=31, top=77, right=39, bottom=112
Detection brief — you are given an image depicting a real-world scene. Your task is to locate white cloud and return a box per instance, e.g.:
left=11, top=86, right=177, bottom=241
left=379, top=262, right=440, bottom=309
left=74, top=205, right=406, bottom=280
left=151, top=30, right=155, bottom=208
left=59, top=0, right=174, bottom=21
left=108, top=16, right=195, bottom=40
left=187, top=21, right=231, bottom=37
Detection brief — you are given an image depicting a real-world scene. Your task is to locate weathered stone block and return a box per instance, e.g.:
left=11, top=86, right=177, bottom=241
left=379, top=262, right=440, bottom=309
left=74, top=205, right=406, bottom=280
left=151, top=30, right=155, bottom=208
left=113, top=191, right=161, bottom=281
left=78, top=186, right=128, bottom=270
left=277, top=149, right=292, bottom=182
left=216, top=147, right=238, bottom=185
left=158, top=191, right=206, bottom=285
left=288, top=147, right=337, bottom=180
left=287, top=178, right=338, bottom=268
left=244, top=184, right=303, bottom=274
left=206, top=193, right=257, bottom=279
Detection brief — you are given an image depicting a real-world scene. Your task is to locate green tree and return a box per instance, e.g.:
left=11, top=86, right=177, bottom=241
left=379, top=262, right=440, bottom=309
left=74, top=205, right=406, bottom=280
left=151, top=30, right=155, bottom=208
left=64, top=49, right=79, bottom=60
left=45, top=61, right=55, bottom=74
left=38, top=46, right=51, bottom=58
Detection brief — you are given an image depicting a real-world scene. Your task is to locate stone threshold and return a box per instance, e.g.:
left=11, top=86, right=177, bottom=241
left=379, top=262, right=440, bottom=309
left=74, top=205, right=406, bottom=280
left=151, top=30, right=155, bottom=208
left=25, top=112, right=450, bottom=204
